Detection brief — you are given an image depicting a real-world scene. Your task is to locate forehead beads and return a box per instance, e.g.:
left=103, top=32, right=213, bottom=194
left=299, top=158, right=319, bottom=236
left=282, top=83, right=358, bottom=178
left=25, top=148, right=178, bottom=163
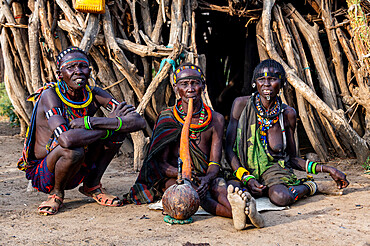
left=56, top=47, right=87, bottom=68
left=255, top=72, right=282, bottom=80
left=173, top=65, right=205, bottom=84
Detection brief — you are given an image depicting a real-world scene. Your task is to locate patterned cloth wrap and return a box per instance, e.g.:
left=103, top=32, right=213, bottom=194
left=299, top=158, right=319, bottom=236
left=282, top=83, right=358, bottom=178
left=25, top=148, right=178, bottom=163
left=17, top=83, right=94, bottom=193
left=233, top=96, right=303, bottom=187
left=125, top=108, right=210, bottom=204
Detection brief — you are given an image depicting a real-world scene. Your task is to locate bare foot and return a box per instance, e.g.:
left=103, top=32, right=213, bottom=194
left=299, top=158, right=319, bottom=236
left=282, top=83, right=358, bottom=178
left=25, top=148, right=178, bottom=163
left=227, top=185, right=246, bottom=230
left=316, top=181, right=343, bottom=196
left=227, top=184, right=263, bottom=230
left=244, top=192, right=265, bottom=228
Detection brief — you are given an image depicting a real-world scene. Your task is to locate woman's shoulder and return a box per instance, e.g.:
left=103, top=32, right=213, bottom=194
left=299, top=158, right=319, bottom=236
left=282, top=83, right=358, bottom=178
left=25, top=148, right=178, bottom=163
left=282, top=104, right=297, bottom=125
left=282, top=104, right=296, bottom=115
left=210, top=110, right=225, bottom=125
left=233, top=95, right=252, bottom=111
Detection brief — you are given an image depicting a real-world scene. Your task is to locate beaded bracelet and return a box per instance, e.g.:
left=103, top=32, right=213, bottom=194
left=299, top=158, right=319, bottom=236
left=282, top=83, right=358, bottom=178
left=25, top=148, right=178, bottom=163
left=115, top=116, right=123, bottom=131
left=84, top=116, right=92, bottom=130
left=234, top=167, right=250, bottom=181
left=288, top=187, right=299, bottom=201
left=101, top=130, right=112, bottom=139
left=209, top=161, right=220, bottom=167
left=306, top=160, right=318, bottom=174
left=242, top=174, right=255, bottom=186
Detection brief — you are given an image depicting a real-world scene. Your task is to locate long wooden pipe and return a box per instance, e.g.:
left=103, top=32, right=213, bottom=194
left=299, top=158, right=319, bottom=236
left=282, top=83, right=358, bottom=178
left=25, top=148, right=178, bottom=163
left=179, top=98, right=193, bottom=180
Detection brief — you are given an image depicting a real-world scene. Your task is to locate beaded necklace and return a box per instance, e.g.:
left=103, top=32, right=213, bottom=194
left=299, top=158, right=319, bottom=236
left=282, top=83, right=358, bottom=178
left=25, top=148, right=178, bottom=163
left=254, top=93, right=281, bottom=147
left=173, top=100, right=212, bottom=140
left=55, top=82, right=92, bottom=121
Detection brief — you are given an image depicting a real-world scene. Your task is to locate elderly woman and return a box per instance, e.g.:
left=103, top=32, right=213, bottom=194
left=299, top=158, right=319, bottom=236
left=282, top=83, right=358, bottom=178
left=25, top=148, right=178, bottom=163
left=225, top=59, right=349, bottom=207
left=18, top=47, right=146, bottom=215
left=127, top=63, right=264, bottom=230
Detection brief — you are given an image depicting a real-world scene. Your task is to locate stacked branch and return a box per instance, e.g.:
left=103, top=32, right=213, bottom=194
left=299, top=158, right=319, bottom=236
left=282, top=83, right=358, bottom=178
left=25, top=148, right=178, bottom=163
left=0, top=0, right=369, bottom=166
left=258, top=0, right=370, bottom=162
left=0, top=0, right=207, bottom=170
left=199, top=0, right=369, bottom=163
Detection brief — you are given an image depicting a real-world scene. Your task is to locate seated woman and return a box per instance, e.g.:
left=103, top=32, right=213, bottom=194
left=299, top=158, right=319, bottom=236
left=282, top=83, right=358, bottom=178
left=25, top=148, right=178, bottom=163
left=225, top=59, right=349, bottom=207
left=127, top=63, right=264, bottom=230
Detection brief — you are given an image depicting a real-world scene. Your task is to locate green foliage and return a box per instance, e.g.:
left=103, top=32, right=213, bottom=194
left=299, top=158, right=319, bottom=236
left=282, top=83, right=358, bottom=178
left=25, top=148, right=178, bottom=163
left=0, top=83, right=19, bottom=126
left=363, top=156, right=370, bottom=175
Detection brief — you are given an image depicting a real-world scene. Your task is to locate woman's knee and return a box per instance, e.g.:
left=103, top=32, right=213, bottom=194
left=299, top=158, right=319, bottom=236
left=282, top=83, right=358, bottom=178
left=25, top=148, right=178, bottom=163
left=210, top=178, right=227, bottom=193
left=61, top=147, right=85, bottom=165
left=269, top=186, right=294, bottom=206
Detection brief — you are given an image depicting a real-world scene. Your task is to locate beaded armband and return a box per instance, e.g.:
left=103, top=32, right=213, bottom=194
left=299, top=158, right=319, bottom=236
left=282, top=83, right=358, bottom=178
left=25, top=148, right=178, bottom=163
left=234, top=167, right=250, bottom=181
left=54, top=124, right=69, bottom=139
left=105, top=98, right=120, bottom=113
left=46, top=107, right=62, bottom=120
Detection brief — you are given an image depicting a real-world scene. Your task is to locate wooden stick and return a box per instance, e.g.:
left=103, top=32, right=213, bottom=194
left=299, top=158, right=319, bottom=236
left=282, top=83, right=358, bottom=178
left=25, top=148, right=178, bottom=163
left=1, top=0, right=32, bottom=94
left=262, top=0, right=369, bottom=163
left=1, top=30, right=32, bottom=123
left=39, top=0, right=58, bottom=77
left=282, top=3, right=338, bottom=110
left=79, top=14, right=100, bottom=52
left=28, top=0, right=42, bottom=92
left=319, top=0, right=350, bottom=99
left=102, top=78, right=126, bottom=90
left=56, top=0, right=83, bottom=27
left=103, top=7, right=145, bottom=98
left=273, top=5, right=329, bottom=161
left=136, top=42, right=183, bottom=115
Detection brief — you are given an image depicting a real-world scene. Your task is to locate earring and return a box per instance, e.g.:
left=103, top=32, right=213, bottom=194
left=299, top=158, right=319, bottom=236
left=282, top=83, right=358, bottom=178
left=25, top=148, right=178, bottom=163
left=252, top=83, right=256, bottom=88
left=88, top=77, right=97, bottom=88
left=58, top=80, right=67, bottom=93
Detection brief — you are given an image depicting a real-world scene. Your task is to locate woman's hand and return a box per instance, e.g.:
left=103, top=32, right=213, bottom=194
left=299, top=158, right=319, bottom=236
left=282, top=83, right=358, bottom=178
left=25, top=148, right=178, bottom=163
left=69, top=117, right=85, bottom=129
left=196, top=176, right=211, bottom=199
left=113, top=102, right=136, bottom=117
left=328, top=167, right=349, bottom=189
left=247, top=178, right=266, bottom=197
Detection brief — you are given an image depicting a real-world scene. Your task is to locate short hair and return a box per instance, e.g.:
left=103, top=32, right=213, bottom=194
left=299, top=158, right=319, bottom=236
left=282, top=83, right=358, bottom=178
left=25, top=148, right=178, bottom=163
left=56, top=47, right=88, bottom=69
left=251, top=59, right=287, bottom=87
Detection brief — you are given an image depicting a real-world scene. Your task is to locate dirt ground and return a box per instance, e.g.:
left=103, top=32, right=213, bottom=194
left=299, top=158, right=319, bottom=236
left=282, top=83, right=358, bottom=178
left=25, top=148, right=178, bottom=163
left=0, top=122, right=369, bottom=246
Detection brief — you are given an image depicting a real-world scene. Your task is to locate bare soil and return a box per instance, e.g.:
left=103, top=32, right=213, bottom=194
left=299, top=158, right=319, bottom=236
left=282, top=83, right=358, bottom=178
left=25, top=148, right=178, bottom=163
left=0, top=122, right=369, bottom=246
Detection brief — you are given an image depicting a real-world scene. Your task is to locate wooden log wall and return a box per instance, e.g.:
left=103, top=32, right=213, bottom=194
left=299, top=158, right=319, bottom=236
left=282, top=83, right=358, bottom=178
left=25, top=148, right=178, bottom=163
left=0, top=0, right=369, bottom=168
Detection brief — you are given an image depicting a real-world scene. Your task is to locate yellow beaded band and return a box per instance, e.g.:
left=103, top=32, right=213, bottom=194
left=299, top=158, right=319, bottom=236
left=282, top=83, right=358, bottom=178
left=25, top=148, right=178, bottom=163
left=208, top=161, right=220, bottom=167
left=235, top=167, right=250, bottom=181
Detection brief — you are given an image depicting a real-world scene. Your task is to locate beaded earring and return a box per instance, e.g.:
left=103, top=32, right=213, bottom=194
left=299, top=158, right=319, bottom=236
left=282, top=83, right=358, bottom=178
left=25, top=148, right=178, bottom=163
left=252, top=83, right=256, bottom=88
left=57, top=75, right=68, bottom=94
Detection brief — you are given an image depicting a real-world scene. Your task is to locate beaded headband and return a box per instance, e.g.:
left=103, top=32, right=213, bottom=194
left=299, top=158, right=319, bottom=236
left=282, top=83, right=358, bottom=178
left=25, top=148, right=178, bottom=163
left=59, top=58, right=89, bottom=70
left=255, top=72, right=282, bottom=79
left=56, top=47, right=87, bottom=68
left=173, top=65, right=205, bottom=84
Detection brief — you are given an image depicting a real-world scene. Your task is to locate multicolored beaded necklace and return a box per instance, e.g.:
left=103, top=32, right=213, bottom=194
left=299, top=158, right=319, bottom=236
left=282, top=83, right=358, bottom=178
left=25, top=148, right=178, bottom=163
left=173, top=100, right=212, bottom=140
left=55, top=81, right=92, bottom=121
left=254, top=93, right=281, bottom=147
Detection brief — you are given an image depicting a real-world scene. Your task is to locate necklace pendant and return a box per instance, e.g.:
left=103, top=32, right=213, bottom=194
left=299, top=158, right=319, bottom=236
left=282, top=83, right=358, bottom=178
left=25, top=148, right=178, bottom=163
left=190, top=132, right=197, bottom=139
